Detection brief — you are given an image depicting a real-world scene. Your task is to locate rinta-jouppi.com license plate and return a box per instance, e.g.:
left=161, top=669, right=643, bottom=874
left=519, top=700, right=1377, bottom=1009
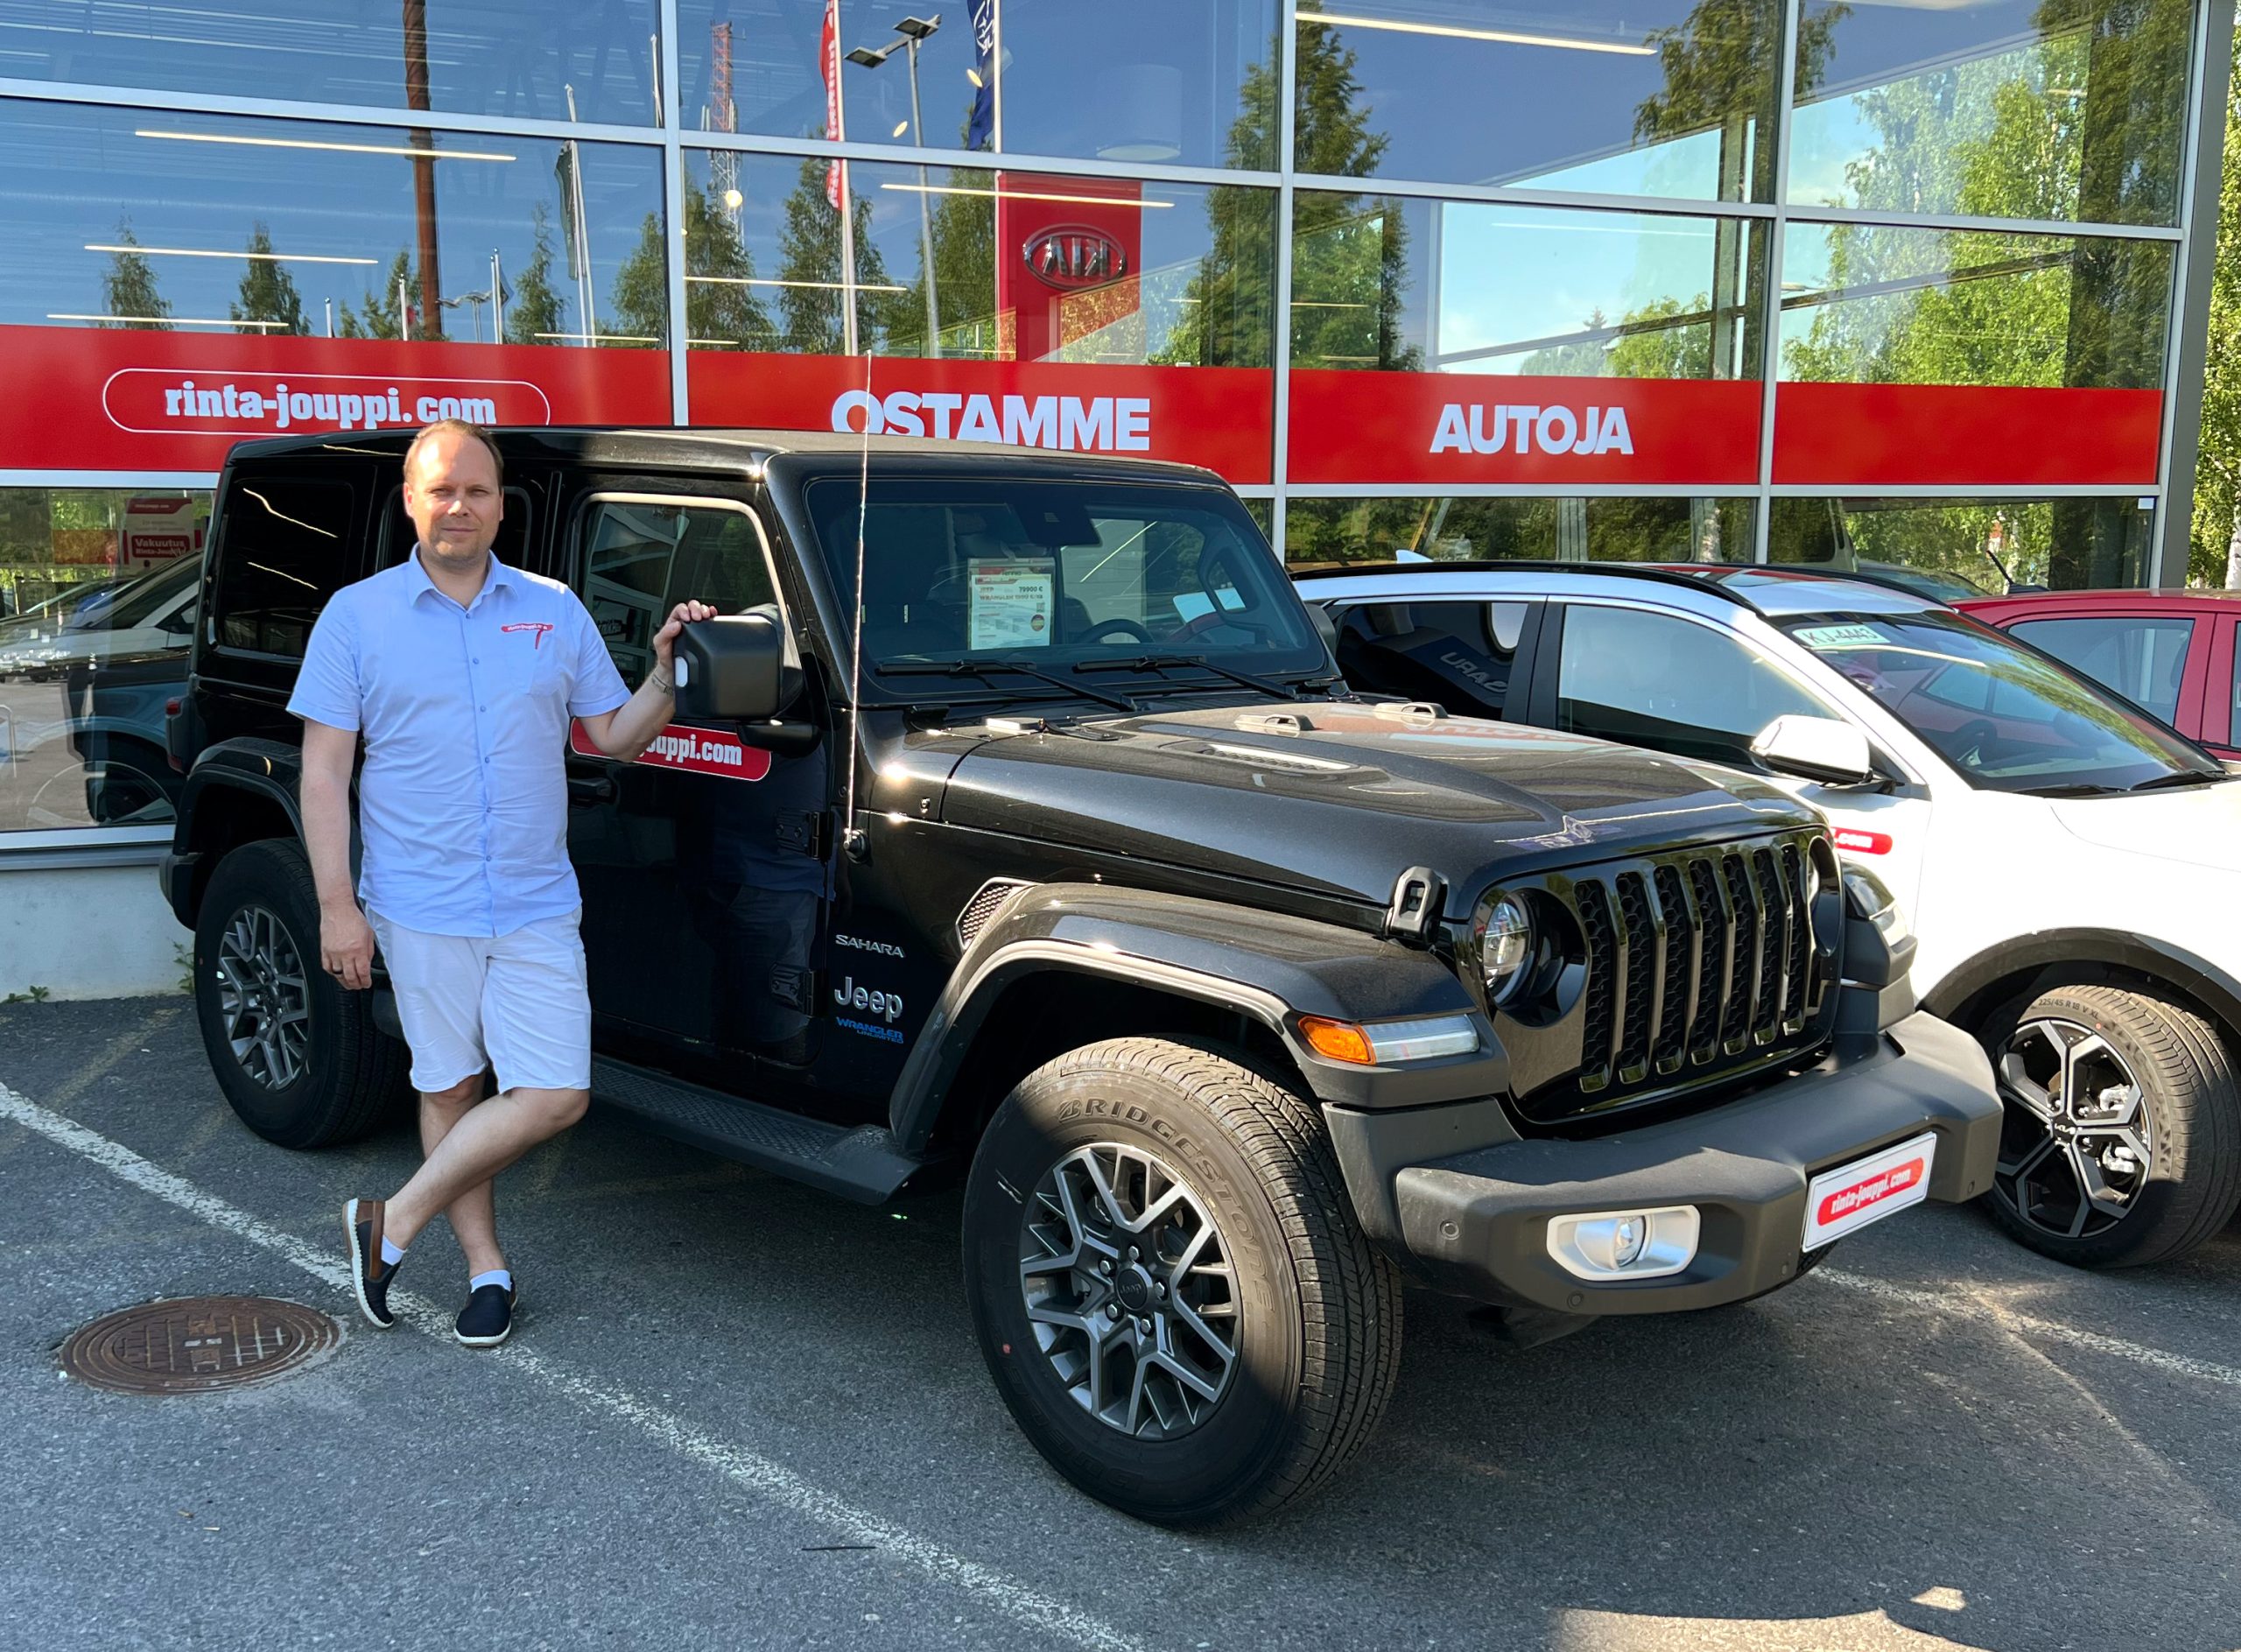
left=1803, top=1132, right=1937, bottom=1248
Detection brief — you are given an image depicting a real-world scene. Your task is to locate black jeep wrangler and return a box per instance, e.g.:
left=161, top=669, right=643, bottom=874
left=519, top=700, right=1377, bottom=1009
left=161, top=427, right=2001, bottom=1525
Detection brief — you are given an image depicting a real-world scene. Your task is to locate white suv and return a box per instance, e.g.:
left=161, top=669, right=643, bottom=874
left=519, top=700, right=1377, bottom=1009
left=1298, top=562, right=2241, bottom=1269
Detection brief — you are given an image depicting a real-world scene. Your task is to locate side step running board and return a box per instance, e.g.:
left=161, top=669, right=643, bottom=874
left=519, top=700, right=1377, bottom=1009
left=589, top=1057, right=926, bottom=1205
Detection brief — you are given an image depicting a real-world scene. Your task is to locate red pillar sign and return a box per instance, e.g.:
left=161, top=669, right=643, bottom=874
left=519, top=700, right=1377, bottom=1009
left=994, top=172, right=1144, bottom=363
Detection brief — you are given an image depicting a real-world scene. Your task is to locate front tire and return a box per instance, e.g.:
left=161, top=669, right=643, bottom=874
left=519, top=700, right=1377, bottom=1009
left=963, top=1037, right=1402, bottom=1526
left=193, top=840, right=407, bottom=1149
left=1981, top=984, right=2241, bottom=1269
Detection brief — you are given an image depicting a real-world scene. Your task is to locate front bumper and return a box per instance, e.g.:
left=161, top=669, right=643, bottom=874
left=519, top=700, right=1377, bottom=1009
left=1328, top=1009, right=1999, bottom=1315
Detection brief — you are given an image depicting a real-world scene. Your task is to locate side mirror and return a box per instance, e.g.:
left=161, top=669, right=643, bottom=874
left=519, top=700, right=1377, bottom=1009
left=1305, top=601, right=1340, bottom=656
left=673, top=612, right=787, bottom=722
left=1750, top=714, right=1877, bottom=787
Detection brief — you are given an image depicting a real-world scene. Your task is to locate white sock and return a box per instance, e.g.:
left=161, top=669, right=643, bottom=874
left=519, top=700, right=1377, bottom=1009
left=469, top=1269, right=513, bottom=1294
left=379, top=1236, right=406, bottom=1267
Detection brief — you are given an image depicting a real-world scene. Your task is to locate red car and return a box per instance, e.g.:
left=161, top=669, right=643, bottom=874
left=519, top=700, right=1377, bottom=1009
left=1956, top=588, right=2241, bottom=760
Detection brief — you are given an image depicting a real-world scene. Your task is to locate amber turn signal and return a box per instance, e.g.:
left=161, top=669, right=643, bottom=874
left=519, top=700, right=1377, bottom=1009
left=1298, top=1016, right=1374, bottom=1065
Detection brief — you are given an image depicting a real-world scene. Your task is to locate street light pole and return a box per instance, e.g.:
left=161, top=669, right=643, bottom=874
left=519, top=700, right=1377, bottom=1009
left=903, top=32, right=940, bottom=356
left=849, top=16, right=943, bottom=358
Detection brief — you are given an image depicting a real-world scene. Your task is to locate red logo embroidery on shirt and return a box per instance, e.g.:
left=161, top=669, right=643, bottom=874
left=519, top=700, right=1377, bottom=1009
left=501, top=622, right=555, bottom=650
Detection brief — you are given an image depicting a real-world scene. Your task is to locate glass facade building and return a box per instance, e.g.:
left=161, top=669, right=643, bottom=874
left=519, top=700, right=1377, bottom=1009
left=0, top=0, right=2230, bottom=849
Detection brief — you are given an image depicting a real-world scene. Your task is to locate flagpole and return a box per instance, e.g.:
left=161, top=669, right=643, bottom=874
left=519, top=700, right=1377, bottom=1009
left=825, top=0, right=860, bottom=356
left=839, top=160, right=859, bottom=357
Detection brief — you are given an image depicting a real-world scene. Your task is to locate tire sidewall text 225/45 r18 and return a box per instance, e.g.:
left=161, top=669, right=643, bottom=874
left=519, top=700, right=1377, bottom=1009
left=191, top=838, right=407, bottom=1149
left=963, top=1037, right=1402, bottom=1527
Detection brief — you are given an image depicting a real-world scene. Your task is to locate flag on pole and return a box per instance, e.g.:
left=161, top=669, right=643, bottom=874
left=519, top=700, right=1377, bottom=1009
left=966, top=0, right=996, bottom=151
left=821, top=0, right=847, bottom=211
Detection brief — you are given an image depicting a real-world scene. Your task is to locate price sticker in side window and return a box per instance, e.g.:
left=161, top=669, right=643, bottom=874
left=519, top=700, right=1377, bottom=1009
left=967, top=558, right=1055, bottom=650
left=1795, top=622, right=1889, bottom=650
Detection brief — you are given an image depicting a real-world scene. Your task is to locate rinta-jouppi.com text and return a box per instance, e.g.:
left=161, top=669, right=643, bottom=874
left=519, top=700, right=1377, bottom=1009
left=161, top=379, right=498, bottom=432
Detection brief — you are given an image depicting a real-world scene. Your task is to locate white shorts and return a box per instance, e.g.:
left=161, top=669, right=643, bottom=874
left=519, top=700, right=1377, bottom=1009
left=368, top=908, right=592, bottom=1095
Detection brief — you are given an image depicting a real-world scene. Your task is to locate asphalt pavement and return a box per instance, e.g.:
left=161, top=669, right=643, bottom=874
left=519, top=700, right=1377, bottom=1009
left=3, top=994, right=2237, bottom=1652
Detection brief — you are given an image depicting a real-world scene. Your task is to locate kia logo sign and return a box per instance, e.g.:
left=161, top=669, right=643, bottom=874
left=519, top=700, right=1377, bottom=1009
left=1023, top=226, right=1126, bottom=290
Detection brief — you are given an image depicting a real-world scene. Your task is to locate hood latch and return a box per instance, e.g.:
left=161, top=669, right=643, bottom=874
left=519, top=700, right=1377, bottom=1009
left=1384, top=865, right=1447, bottom=947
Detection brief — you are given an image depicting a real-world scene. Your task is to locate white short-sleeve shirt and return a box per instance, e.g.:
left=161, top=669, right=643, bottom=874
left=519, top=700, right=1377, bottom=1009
left=287, top=548, right=629, bottom=938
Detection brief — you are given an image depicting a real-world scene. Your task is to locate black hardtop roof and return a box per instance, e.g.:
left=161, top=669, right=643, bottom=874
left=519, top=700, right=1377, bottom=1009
left=223, top=425, right=1226, bottom=486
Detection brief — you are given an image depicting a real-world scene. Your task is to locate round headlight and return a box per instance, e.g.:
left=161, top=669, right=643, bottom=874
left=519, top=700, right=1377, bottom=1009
left=1473, top=892, right=1534, bottom=1006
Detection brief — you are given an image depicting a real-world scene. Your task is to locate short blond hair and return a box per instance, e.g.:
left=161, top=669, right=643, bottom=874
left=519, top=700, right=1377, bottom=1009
left=404, top=418, right=505, bottom=488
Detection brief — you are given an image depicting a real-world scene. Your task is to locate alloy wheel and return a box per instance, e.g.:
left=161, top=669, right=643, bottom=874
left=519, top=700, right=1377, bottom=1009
left=214, top=904, right=311, bottom=1091
left=1018, top=1142, right=1240, bottom=1440
left=1993, top=1016, right=2152, bottom=1240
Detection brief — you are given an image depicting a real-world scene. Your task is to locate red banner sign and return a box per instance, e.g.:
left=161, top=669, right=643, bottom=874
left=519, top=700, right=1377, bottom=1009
left=687, top=351, right=1275, bottom=484
left=571, top=719, right=774, bottom=782
left=0, top=325, right=671, bottom=473
left=3, top=323, right=2164, bottom=493
left=994, top=172, right=1145, bottom=365
left=1287, top=370, right=1763, bottom=485
left=1771, top=383, right=2162, bottom=486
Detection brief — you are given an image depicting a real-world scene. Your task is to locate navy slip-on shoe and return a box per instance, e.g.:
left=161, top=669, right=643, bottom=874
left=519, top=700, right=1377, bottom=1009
left=344, top=1197, right=399, bottom=1330
left=454, top=1281, right=517, bottom=1348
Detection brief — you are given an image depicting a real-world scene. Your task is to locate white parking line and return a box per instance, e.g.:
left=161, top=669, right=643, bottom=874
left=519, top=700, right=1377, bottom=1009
left=1819, top=1269, right=2241, bottom=1391
left=0, top=1079, right=1142, bottom=1652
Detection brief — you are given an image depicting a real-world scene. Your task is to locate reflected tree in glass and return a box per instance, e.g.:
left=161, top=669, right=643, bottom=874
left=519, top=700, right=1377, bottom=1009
left=1633, top=0, right=1823, bottom=203
left=338, top=251, right=413, bottom=341
left=1275, top=28, right=1416, bottom=371
left=101, top=227, right=171, bottom=331
left=1769, top=496, right=2153, bottom=593
left=504, top=204, right=566, bottom=346
left=775, top=158, right=897, bottom=355
left=609, top=181, right=773, bottom=351
left=877, top=169, right=999, bottom=361
left=231, top=223, right=308, bottom=337
left=1282, top=495, right=1754, bottom=566
left=1791, top=0, right=2192, bottom=226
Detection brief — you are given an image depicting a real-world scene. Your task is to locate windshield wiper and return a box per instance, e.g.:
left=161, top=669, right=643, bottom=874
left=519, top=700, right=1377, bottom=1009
left=1074, top=652, right=1304, bottom=701
left=2128, top=770, right=2223, bottom=792
left=878, top=657, right=1140, bottom=714
left=2027, top=770, right=2227, bottom=798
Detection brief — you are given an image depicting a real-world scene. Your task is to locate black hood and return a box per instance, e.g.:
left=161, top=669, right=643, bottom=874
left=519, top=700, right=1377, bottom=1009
left=939, top=703, right=1816, bottom=911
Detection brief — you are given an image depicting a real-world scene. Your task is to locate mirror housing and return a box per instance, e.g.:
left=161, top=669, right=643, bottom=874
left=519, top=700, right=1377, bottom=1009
left=673, top=612, right=789, bottom=723
left=1751, top=714, right=1877, bottom=787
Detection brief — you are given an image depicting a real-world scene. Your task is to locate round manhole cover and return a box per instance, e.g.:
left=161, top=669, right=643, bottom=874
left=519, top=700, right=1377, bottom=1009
left=60, top=1297, right=341, bottom=1395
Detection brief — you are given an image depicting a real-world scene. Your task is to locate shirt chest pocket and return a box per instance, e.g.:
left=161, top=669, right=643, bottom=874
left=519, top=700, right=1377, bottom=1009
left=494, top=620, right=566, bottom=699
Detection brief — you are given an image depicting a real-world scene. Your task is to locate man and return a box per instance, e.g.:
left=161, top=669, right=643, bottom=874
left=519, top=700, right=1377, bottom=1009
left=291, top=419, right=712, bottom=1347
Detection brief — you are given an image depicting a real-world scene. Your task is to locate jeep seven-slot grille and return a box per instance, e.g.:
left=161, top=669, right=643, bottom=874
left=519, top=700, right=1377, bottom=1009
left=1557, top=831, right=1831, bottom=1111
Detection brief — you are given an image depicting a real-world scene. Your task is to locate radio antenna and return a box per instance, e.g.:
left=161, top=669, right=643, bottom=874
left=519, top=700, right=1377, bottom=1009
left=840, top=348, right=873, bottom=860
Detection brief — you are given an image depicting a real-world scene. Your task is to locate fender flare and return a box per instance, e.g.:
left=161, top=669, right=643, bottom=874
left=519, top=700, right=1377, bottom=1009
left=1922, top=929, right=2241, bottom=1041
left=886, top=882, right=1507, bottom=1154
left=165, top=740, right=307, bottom=925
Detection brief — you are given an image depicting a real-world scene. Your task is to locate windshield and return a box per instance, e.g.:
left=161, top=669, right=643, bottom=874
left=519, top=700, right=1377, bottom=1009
left=1777, top=608, right=2224, bottom=794
left=73, top=557, right=198, bottom=631
left=804, top=478, right=1326, bottom=694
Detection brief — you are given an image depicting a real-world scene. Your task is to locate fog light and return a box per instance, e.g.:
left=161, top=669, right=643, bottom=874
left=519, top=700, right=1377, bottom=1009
left=1547, top=1206, right=1700, bottom=1282
left=1612, top=1213, right=1647, bottom=1269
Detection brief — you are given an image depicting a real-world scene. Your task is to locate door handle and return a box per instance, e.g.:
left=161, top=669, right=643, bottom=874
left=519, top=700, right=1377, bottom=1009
left=567, top=772, right=617, bottom=807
